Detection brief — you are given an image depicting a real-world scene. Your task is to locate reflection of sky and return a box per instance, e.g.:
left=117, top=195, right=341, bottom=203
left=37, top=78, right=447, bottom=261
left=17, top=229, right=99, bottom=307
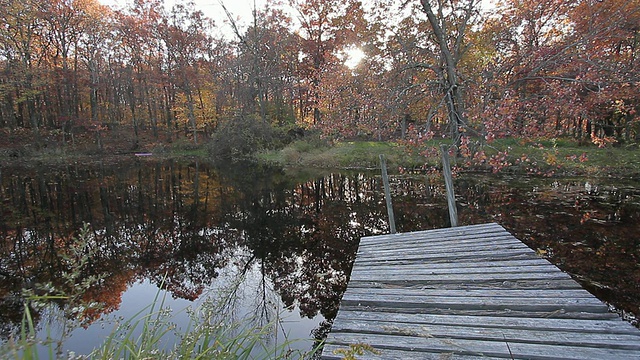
left=36, top=257, right=324, bottom=358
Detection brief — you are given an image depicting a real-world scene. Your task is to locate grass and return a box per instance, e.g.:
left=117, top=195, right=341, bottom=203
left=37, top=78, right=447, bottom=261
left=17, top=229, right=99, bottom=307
left=479, top=138, right=640, bottom=176
left=90, top=292, right=311, bottom=360
left=260, top=136, right=640, bottom=177
left=2, top=295, right=316, bottom=360
left=259, top=139, right=426, bottom=170
left=0, top=225, right=320, bottom=360
left=5, top=128, right=638, bottom=178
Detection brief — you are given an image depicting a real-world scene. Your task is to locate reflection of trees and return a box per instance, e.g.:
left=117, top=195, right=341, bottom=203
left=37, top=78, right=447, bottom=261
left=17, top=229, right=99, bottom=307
left=0, top=160, right=234, bottom=336
left=1, top=161, right=638, bottom=342
left=216, top=166, right=386, bottom=321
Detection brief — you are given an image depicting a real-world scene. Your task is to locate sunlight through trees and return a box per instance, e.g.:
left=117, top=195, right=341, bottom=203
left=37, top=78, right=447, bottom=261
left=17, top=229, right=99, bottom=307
left=0, top=0, right=638, bottom=149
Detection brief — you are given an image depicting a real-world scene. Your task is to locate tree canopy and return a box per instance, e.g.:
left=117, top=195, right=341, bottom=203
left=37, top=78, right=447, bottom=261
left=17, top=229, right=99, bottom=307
left=1, top=0, right=638, bottom=151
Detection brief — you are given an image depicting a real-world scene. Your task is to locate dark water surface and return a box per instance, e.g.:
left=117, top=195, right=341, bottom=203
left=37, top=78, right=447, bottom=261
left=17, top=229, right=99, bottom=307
left=1, top=159, right=638, bottom=355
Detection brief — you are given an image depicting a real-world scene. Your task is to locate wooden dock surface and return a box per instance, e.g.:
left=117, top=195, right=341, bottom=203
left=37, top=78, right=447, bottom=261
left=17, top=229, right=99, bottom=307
left=322, top=223, right=640, bottom=359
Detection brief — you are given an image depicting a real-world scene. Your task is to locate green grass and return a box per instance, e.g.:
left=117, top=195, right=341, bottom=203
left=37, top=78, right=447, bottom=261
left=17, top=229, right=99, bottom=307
left=2, top=286, right=318, bottom=360
left=259, top=139, right=426, bottom=170
left=8, top=132, right=638, bottom=178
left=2, top=295, right=317, bottom=360
left=478, top=138, right=640, bottom=176
left=259, top=136, right=640, bottom=177
left=90, top=293, right=312, bottom=360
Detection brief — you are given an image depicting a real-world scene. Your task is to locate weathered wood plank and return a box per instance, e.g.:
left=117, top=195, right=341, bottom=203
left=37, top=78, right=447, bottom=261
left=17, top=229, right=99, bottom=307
left=361, top=224, right=505, bottom=238
left=358, top=234, right=522, bottom=251
left=329, top=319, right=640, bottom=349
left=348, top=278, right=585, bottom=290
left=343, top=287, right=598, bottom=299
left=359, top=224, right=506, bottom=243
left=351, top=258, right=553, bottom=270
left=349, top=270, right=572, bottom=283
left=356, top=236, right=537, bottom=256
left=358, top=236, right=527, bottom=251
left=350, top=264, right=562, bottom=277
left=353, top=248, right=535, bottom=264
left=324, top=333, right=640, bottom=359
left=331, top=311, right=640, bottom=334
left=359, top=223, right=506, bottom=244
left=335, top=305, right=621, bottom=320
left=355, top=240, right=529, bottom=259
left=354, top=251, right=546, bottom=264
left=322, top=344, right=478, bottom=360
left=342, top=293, right=608, bottom=313
left=321, top=223, right=640, bottom=359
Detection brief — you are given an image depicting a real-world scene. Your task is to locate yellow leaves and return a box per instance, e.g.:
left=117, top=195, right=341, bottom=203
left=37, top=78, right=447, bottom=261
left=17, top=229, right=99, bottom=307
left=332, top=343, right=381, bottom=359
left=544, top=152, right=557, bottom=166
left=590, top=134, right=618, bottom=148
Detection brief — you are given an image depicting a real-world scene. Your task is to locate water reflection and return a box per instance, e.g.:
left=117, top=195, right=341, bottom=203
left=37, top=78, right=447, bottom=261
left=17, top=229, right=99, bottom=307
left=0, top=160, right=386, bottom=354
left=0, top=160, right=638, bottom=355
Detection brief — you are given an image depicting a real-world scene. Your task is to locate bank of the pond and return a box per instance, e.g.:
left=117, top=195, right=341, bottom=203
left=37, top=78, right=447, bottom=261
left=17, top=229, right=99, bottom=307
left=1, top=125, right=638, bottom=178
left=258, top=138, right=640, bottom=178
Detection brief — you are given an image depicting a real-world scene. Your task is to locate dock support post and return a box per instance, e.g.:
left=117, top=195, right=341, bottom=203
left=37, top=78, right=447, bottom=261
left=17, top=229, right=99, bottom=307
left=440, top=145, right=459, bottom=227
left=379, top=154, right=396, bottom=234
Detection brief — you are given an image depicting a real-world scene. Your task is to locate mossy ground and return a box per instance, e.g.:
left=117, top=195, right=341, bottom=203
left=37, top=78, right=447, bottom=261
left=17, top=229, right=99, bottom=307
left=2, top=126, right=638, bottom=178
left=259, top=137, right=640, bottom=178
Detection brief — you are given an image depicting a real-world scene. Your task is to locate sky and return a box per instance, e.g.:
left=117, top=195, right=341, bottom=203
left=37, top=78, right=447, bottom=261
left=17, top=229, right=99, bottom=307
left=99, top=0, right=269, bottom=36
left=98, top=0, right=494, bottom=67
left=99, top=0, right=496, bottom=38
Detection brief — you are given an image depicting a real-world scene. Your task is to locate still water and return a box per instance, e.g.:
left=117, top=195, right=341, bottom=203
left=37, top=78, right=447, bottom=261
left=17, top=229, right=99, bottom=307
left=0, top=159, right=638, bottom=356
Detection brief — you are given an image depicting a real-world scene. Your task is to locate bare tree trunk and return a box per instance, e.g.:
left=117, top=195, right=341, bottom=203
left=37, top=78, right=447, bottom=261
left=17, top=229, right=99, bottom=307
left=420, top=0, right=474, bottom=149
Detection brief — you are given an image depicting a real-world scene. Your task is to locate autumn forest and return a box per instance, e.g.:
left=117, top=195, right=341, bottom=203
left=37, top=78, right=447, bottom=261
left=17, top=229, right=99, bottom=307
left=1, top=0, right=639, bottom=156
left=2, top=0, right=640, bottom=355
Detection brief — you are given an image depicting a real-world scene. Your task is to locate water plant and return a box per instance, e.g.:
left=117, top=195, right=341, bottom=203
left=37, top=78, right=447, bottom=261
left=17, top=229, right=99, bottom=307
left=90, top=290, right=315, bottom=360
left=0, top=224, right=320, bottom=359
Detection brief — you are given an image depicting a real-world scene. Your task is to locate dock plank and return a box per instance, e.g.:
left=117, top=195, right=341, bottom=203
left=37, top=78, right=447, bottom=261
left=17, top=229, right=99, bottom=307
left=330, top=311, right=639, bottom=334
left=323, top=333, right=640, bottom=360
left=349, top=278, right=586, bottom=291
left=328, top=318, right=640, bottom=348
left=322, top=223, right=640, bottom=359
left=344, top=288, right=600, bottom=299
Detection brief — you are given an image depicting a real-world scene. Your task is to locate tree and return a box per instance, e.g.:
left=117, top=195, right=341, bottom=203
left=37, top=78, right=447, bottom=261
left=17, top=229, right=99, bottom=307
left=112, top=0, right=164, bottom=145
left=77, top=1, right=112, bottom=126
left=221, top=1, right=299, bottom=125
left=569, top=0, right=640, bottom=144
left=161, top=2, right=215, bottom=144
left=290, top=0, right=366, bottom=125
left=0, top=0, right=48, bottom=135
left=419, top=0, right=481, bottom=148
left=313, top=1, right=384, bottom=139
left=479, top=0, right=640, bottom=144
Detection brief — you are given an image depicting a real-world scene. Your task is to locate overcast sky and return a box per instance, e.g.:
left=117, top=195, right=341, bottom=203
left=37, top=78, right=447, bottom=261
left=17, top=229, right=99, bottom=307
left=99, top=0, right=269, bottom=37
left=98, top=0, right=495, bottom=40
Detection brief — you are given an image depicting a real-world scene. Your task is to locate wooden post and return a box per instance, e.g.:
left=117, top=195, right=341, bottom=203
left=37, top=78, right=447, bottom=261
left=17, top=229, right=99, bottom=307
left=440, top=145, right=458, bottom=227
left=379, top=154, right=396, bottom=234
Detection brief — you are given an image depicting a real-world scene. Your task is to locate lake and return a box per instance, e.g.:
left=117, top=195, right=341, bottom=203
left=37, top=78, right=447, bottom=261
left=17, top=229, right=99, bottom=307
left=0, top=158, right=638, bottom=357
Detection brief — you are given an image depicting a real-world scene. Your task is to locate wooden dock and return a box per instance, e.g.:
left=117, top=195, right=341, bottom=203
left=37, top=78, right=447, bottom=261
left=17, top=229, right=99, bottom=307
left=322, top=223, right=640, bottom=359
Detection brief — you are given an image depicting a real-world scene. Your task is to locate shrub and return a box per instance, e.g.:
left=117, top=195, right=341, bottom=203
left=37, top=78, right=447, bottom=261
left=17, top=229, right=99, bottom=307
left=208, top=115, right=275, bottom=161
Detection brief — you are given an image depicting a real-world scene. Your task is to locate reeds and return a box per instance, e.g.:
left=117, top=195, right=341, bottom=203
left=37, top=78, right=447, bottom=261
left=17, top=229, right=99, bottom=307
left=0, top=224, right=320, bottom=359
left=2, top=287, right=319, bottom=359
left=91, top=287, right=317, bottom=359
